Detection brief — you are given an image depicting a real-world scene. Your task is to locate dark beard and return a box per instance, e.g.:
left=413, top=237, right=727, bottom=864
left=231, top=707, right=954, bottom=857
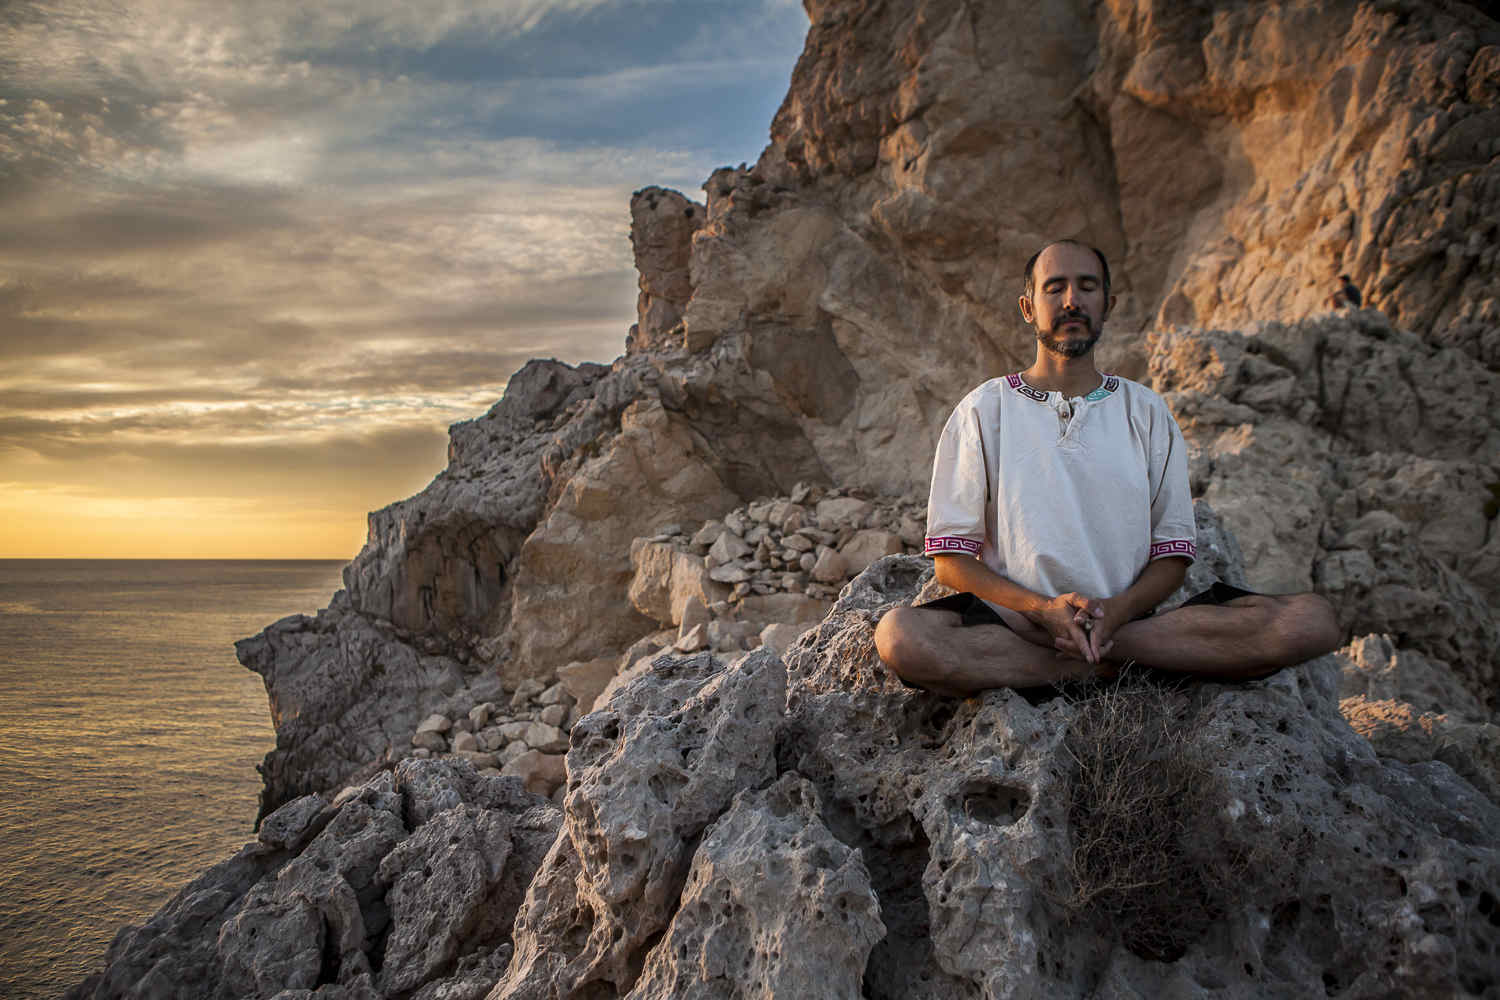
left=1036, top=314, right=1101, bottom=358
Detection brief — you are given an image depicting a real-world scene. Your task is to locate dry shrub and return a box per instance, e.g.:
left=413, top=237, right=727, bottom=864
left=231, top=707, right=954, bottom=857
left=1054, top=674, right=1254, bottom=961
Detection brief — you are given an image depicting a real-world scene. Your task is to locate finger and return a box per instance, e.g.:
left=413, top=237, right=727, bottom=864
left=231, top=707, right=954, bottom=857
left=1068, top=624, right=1095, bottom=663
left=1088, top=632, right=1113, bottom=662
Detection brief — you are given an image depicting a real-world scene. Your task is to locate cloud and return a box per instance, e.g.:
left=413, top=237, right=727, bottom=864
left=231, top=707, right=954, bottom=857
left=0, top=0, right=809, bottom=556
left=0, top=415, right=452, bottom=499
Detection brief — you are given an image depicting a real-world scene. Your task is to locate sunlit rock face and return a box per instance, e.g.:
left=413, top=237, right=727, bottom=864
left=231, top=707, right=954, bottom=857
left=225, top=0, right=1498, bottom=825
left=763, top=0, right=1499, bottom=370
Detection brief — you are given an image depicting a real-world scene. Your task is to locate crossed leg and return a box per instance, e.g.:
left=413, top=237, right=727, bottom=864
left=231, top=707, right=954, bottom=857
left=875, top=592, right=1341, bottom=696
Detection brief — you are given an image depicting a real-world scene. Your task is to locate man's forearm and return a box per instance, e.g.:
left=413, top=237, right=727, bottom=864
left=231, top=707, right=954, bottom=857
left=933, top=554, right=1051, bottom=616
left=1109, top=556, right=1190, bottom=622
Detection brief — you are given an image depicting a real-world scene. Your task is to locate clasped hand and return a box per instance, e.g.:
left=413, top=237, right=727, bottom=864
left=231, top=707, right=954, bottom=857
left=1024, top=592, right=1117, bottom=665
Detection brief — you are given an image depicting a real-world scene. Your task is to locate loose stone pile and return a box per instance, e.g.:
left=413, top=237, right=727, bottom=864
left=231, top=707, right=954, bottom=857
left=409, top=678, right=581, bottom=800
left=651, top=484, right=925, bottom=602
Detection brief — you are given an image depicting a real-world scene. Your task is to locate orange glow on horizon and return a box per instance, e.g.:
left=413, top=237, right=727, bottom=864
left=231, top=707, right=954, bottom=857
left=0, top=492, right=370, bottom=560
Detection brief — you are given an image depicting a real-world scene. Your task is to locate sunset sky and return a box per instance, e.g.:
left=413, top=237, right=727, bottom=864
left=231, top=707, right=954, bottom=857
left=0, top=0, right=807, bottom=558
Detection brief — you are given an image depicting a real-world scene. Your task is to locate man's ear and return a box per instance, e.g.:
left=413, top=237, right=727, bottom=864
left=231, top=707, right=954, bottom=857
left=1103, top=293, right=1117, bottom=319
left=1018, top=294, right=1035, bottom=323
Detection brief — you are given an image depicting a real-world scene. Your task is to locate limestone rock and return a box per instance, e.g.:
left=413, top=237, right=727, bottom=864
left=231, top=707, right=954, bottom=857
left=255, top=795, right=330, bottom=854
left=758, top=622, right=808, bottom=657
left=509, top=396, right=741, bottom=670
left=67, top=760, right=558, bottom=1000
left=734, top=592, right=831, bottom=628
left=377, top=804, right=515, bottom=994
left=236, top=597, right=480, bottom=819
left=809, top=545, right=848, bottom=584
left=416, top=714, right=452, bottom=734
left=510, top=680, right=546, bottom=711
left=457, top=750, right=501, bottom=770
left=1339, top=633, right=1487, bottom=722
left=815, top=496, right=872, bottom=529
left=706, top=530, right=753, bottom=568
left=1149, top=315, right=1500, bottom=704
left=675, top=623, right=709, bottom=653
left=677, top=595, right=710, bottom=638
left=837, top=528, right=904, bottom=574
left=502, top=751, right=568, bottom=799
left=629, top=187, right=705, bottom=353
left=537, top=682, right=572, bottom=707
left=496, top=649, right=786, bottom=998
left=342, top=358, right=616, bottom=641
left=558, top=657, right=618, bottom=716
left=707, top=563, right=750, bottom=585
left=689, top=520, right=724, bottom=549
left=1341, top=695, right=1500, bottom=803
left=628, top=538, right=730, bottom=628
left=627, top=774, right=885, bottom=999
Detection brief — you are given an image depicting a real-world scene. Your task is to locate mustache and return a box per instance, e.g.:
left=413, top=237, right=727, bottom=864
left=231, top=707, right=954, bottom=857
left=1049, top=308, right=1092, bottom=331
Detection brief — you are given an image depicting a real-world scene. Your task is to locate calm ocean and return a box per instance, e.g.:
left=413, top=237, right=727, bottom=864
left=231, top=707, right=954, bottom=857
left=0, top=559, right=346, bottom=999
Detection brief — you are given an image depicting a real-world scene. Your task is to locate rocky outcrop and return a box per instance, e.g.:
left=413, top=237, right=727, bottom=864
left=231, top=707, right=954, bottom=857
left=235, top=591, right=501, bottom=820
left=65, top=760, right=559, bottom=1000
left=341, top=357, right=620, bottom=644
left=628, top=187, right=705, bottom=353
left=90, top=1, right=1495, bottom=994
left=1148, top=310, right=1500, bottom=705
left=79, top=555, right=1500, bottom=999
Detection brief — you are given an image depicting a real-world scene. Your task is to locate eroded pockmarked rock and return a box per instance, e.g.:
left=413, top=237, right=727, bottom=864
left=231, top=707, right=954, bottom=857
left=496, top=647, right=787, bottom=998
left=627, top=773, right=886, bottom=1000
left=772, top=555, right=1500, bottom=999
left=66, top=759, right=558, bottom=1000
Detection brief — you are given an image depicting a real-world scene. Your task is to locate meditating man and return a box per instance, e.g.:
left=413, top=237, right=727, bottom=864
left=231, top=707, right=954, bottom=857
left=874, top=239, right=1341, bottom=696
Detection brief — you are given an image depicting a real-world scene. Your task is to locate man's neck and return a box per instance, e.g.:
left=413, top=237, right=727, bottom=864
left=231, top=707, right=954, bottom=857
left=1022, top=351, right=1102, bottom=398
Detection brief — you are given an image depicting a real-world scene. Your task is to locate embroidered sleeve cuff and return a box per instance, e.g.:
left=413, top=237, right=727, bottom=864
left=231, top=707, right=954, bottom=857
left=924, top=536, right=982, bottom=556
left=1149, top=539, right=1197, bottom=562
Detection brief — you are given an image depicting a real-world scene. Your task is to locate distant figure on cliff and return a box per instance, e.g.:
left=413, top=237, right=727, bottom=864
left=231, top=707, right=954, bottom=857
left=875, top=239, right=1341, bottom=695
left=1329, top=274, right=1362, bottom=309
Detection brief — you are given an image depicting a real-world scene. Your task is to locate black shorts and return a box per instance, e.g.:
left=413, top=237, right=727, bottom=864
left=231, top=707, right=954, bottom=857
left=916, top=580, right=1260, bottom=630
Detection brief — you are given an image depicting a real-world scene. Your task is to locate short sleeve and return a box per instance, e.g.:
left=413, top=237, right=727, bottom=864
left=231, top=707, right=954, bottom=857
left=1146, top=401, right=1197, bottom=563
left=924, top=398, right=986, bottom=557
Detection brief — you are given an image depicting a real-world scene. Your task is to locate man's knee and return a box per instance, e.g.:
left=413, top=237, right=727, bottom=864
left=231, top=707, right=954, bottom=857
left=876, top=605, right=966, bottom=691
left=1288, top=591, right=1342, bottom=655
left=874, top=606, right=924, bottom=672
left=1266, top=592, right=1342, bottom=665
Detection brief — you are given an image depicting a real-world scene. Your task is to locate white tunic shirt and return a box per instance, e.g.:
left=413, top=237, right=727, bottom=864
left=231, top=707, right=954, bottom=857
left=924, top=372, right=1196, bottom=604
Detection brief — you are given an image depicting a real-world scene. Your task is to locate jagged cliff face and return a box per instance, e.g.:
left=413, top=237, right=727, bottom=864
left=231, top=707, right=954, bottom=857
left=730, top=0, right=1494, bottom=493
left=72, top=3, right=1500, bottom=995
left=224, top=0, right=1500, bottom=815
left=760, top=0, right=1499, bottom=371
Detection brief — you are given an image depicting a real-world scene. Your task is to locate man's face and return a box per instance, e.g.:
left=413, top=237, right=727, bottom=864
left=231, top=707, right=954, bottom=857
left=1019, top=243, right=1113, bottom=359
